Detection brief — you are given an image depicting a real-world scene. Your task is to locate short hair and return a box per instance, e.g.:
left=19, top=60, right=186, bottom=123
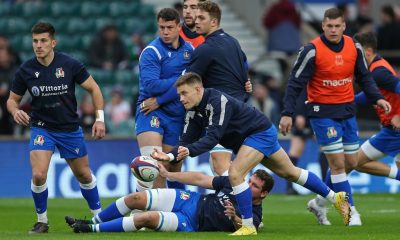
left=183, top=0, right=206, bottom=3
left=354, top=32, right=377, bottom=53
left=381, top=5, right=395, bottom=21
left=157, top=8, right=181, bottom=24
left=31, top=22, right=55, bottom=38
left=198, top=1, right=221, bottom=24
left=323, top=8, right=344, bottom=21
left=254, top=169, right=274, bottom=193
left=175, top=72, right=203, bottom=88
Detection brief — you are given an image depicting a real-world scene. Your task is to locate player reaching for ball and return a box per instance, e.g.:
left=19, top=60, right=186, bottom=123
left=65, top=164, right=274, bottom=233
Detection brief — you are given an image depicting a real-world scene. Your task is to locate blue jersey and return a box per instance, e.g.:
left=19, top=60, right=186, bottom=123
left=282, top=35, right=383, bottom=119
left=180, top=88, right=271, bottom=156
left=186, top=29, right=250, bottom=102
left=196, top=176, right=262, bottom=231
left=138, top=36, right=193, bottom=118
left=11, top=52, right=90, bottom=132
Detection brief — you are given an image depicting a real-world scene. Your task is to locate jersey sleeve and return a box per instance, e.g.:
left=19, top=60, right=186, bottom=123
left=179, top=110, right=205, bottom=148
left=282, top=44, right=315, bottom=117
left=372, top=66, right=400, bottom=92
left=186, top=94, right=233, bottom=157
left=354, top=43, right=383, bottom=103
left=10, top=69, right=27, bottom=96
left=186, top=44, right=212, bottom=77
left=139, top=47, right=177, bottom=95
left=71, top=58, right=90, bottom=84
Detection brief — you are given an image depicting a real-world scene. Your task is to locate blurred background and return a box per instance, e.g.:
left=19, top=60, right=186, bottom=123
left=1, top=0, right=400, bottom=197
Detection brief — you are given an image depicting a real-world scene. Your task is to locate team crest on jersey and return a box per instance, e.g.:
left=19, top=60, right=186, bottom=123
left=150, top=116, right=160, bottom=128
left=327, top=127, right=337, bottom=138
left=335, top=55, right=344, bottom=65
left=55, top=67, right=65, bottom=78
left=180, top=191, right=190, bottom=200
left=34, top=135, right=44, bottom=146
left=183, top=50, right=190, bottom=59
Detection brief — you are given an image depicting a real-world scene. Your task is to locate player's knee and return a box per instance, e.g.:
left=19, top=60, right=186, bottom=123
left=75, top=171, right=92, bottom=183
left=32, top=171, right=47, bottom=184
left=125, top=192, right=146, bottom=209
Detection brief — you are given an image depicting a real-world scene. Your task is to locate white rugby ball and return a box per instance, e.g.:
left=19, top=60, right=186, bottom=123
left=130, top=156, right=159, bottom=182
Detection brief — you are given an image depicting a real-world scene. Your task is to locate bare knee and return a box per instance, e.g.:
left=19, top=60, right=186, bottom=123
left=32, top=171, right=47, bottom=185
left=74, top=170, right=92, bottom=183
left=134, top=212, right=159, bottom=229
left=125, top=192, right=147, bottom=209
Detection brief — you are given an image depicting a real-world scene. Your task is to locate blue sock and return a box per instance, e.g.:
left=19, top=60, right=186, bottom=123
left=31, top=182, right=48, bottom=214
left=98, top=218, right=124, bottom=232
left=397, top=170, right=400, bottom=181
left=297, top=169, right=330, bottom=197
left=324, top=169, right=333, bottom=189
left=96, top=197, right=130, bottom=223
left=331, top=173, right=354, bottom=206
left=80, top=175, right=101, bottom=212
left=167, top=180, right=185, bottom=190
left=232, top=182, right=253, bottom=219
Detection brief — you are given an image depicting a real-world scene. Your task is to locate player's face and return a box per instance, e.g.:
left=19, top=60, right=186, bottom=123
left=248, top=175, right=267, bottom=201
left=322, top=17, right=346, bottom=44
left=158, top=18, right=180, bottom=45
left=195, top=10, right=216, bottom=36
left=32, top=33, right=56, bottom=59
left=183, top=0, right=199, bottom=29
left=177, top=83, right=202, bottom=109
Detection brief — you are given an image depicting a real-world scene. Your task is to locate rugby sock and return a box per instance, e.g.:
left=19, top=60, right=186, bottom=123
left=232, top=181, right=253, bottom=227
left=388, top=166, right=400, bottom=181
left=31, top=181, right=48, bottom=223
left=331, top=173, right=354, bottom=206
left=93, top=197, right=130, bottom=223
left=295, top=169, right=330, bottom=197
left=93, top=216, right=136, bottom=232
left=167, top=179, right=185, bottom=190
left=80, top=174, right=101, bottom=215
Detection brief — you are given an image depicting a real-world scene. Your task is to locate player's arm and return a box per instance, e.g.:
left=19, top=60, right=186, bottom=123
left=280, top=44, right=315, bottom=135
left=7, top=91, right=29, bottom=126
left=80, top=76, right=106, bottom=139
left=158, top=163, right=214, bottom=189
left=140, top=48, right=177, bottom=95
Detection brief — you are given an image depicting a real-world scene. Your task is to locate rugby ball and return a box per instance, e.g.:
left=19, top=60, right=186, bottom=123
left=130, top=156, right=159, bottom=182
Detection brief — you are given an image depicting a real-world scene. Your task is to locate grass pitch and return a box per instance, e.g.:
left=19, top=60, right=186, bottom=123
left=0, top=194, right=398, bottom=240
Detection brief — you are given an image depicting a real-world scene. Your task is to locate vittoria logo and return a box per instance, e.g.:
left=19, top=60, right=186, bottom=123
left=55, top=67, right=65, bottom=78
left=31, top=86, right=40, bottom=96
left=335, top=55, right=344, bottom=65
left=34, top=135, right=45, bottom=146
left=183, top=50, right=190, bottom=59
left=180, top=191, right=190, bottom=200
left=150, top=116, right=160, bottom=128
left=327, top=127, right=337, bottom=138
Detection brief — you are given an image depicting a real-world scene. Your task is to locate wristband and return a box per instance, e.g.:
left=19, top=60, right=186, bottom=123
left=96, top=110, right=104, bottom=122
left=167, top=153, right=175, bottom=162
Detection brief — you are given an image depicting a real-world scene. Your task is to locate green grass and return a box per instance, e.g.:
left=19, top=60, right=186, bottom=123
left=0, top=194, right=399, bottom=239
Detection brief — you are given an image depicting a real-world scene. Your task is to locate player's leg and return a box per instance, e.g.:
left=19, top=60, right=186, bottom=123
left=287, top=135, right=305, bottom=194
left=28, top=127, right=55, bottom=233
left=58, top=127, right=101, bottom=215
left=209, top=145, right=232, bottom=176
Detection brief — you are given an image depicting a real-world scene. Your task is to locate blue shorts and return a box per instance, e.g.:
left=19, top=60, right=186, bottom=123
left=369, top=127, right=400, bottom=157
left=30, top=127, right=87, bottom=159
left=243, top=125, right=281, bottom=157
left=310, top=117, right=359, bottom=146
left=135, top=109, right=184, bottom=146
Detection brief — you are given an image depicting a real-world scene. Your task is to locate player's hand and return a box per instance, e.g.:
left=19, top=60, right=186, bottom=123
left=279, top=116, right=293, bottom=136
left=157, top=162, right=169, bottom=178
left=140, top=97, right=159, bottom=115
left=376, top=99, right=391, bottom=114
left=294, top=115, right=306, bottom=130
left=92, top=121, right=106, bottom=140
left=391, top=115, right=400, bottom=129
left=12, top=109, right=30, bottom=126
left=245, top=79, right=252, bottom=93
left=224, top=200, right=238, bottom=220
left=177, top=146, right=189, bottom=161
left=151, top=148, right=169, bottom=161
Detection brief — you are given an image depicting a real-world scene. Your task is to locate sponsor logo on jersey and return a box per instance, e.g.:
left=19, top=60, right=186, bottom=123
left=75, top=148, right=80, bottom=154
left=31, top=86, right=40, bottom=96
left=327, top=127, right=337, bottom=138
left=183, top=50, right=190, bottom=59
left=150, top=116, right=160, bottom=128
left=55, top=68, right=65, bottom=78
left=35, top=72, right=40, bottom=78
left=180, top=191, right=190, bottom=200
left=34, top=135, right=45, bottom=146
left=322, top=77, right=352, bottom=87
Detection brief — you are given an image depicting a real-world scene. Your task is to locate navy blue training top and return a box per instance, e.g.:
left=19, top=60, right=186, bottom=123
left=11, top=52, right=90, bottom=132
